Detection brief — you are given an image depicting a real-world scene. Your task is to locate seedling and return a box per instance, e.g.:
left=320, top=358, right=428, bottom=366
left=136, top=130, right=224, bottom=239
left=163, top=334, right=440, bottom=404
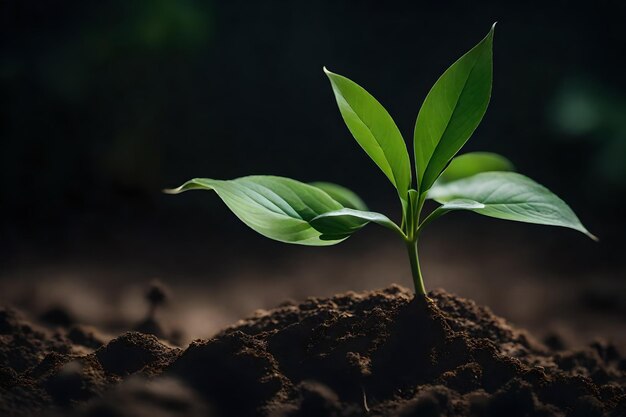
left=166, top=24, right=596, bottom=296
left=134, top=280, right=169, bottom=339
left=146, top=280, right=168, bottom=319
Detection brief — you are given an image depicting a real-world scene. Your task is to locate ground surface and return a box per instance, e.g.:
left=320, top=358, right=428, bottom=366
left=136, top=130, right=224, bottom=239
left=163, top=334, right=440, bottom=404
left=1, top=285, right=624, bottom=417
left=3, top=227, right=623, bottom=351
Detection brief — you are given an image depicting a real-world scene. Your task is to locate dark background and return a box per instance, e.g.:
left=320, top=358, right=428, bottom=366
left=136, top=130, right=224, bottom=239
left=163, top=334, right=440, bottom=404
left=1, top=0, right=624, bottom=344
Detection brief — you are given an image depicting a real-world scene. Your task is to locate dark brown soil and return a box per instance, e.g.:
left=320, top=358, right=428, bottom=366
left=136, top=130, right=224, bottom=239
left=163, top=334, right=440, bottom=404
left=1, top=286, right=624, bottom=416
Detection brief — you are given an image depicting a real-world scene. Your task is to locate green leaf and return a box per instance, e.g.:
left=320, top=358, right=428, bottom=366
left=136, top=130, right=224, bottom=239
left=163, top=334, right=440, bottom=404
left=324, top=67, right=412, bottom=200
left=438, top=199, right=486, bottom=210
left=165, top=176, right=360, bottom=246
left=309, top=182, right=368, bottom=211
left=417, top=199, right=486, bottom=233
left=311, top=208, right=404, bottom=239
left=437, top=152, right=514, bottom=184
left=414, top=24, right=495, bottom=194
left=427, top=172, right=597, bottom=240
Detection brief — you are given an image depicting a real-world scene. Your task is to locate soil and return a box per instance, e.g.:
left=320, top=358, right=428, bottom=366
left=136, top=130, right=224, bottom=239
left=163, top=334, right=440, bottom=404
left=1, top=285, right=624, bottom=417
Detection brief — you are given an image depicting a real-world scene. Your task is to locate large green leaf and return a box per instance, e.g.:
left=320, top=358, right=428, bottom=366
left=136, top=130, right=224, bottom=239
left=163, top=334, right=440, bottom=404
left=427, top=172, right=596, bottom=239
left=311, top=208, right=404, bottom=240
left=309, top=182, right=368, bottom=211
left=437, top=152, right=514, bottom=184
left=324, top=67, right=411, bottom=200
left=165, top=176, right=360, bottom=246
left=414, top=25, right=495, bottom=194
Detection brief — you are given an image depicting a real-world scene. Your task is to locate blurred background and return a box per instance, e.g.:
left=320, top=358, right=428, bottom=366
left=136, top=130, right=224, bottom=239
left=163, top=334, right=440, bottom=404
left=1, top=0, right=625, bottom=346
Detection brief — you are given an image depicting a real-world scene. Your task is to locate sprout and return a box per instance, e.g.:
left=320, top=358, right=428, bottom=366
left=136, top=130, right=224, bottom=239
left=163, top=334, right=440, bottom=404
left=166, top=24, right=595, bottom=296
left=146, top=280, right=168, bottom=318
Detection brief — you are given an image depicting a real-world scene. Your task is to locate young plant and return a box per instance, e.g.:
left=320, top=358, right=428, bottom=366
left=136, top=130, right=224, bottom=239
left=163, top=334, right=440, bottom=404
left=166, top=24, right=596, bottom=296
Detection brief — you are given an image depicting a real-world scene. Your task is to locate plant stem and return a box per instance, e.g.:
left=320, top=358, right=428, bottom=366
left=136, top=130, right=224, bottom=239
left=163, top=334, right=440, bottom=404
left=417, top=207, right=449, bottom=235
left=406, top=239, right=426, bottom=296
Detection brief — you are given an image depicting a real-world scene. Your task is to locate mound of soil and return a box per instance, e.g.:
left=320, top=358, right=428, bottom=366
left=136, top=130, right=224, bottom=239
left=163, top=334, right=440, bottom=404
left=1, top=285, right=624, bottom=416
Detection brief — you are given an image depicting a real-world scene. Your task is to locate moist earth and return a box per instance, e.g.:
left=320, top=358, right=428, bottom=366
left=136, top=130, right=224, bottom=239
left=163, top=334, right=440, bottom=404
left=1, top=285, right=624, bottom=416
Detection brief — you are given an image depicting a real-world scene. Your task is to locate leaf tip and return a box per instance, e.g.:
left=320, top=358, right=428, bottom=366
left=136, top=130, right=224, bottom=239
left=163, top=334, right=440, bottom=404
left=576, top=222, right=598, bottom=242
left=323, top=66, right=332, bottom=76
left=486, top=22, right=497, bottom=42
left=162, top=187, right=180, bottom=195
left=586, top=230, right=599, bottom=242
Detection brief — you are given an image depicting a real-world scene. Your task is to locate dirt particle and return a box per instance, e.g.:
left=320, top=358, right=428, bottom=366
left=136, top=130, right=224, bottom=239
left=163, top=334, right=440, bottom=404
left=39, top=306, right=74, bottom=328
left=168, top=331, right=286, bottom=417
left=397, top=385, right=453, bottom=417
left=67, top=325, right=104, bottom=350
left=73, top=376, right=211, bottom=417
left=543, top=333, right=567, bottom=351
left=568, top=394, right=604, bottom=417
left=487, top=379, right=536, bottom=417
left=95, top=332, right=179, bottom=376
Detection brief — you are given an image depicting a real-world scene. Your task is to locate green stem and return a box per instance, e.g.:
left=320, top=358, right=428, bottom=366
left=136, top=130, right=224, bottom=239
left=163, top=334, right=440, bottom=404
left=414, top=193, right=426, bottom=234
left=406, top=239, right=426, bottom=295
left=417, top=207, right=449, bottom=235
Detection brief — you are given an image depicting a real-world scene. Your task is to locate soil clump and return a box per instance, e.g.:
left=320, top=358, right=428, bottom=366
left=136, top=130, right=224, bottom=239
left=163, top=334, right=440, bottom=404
left=1, top=285, right=624, bottom=416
